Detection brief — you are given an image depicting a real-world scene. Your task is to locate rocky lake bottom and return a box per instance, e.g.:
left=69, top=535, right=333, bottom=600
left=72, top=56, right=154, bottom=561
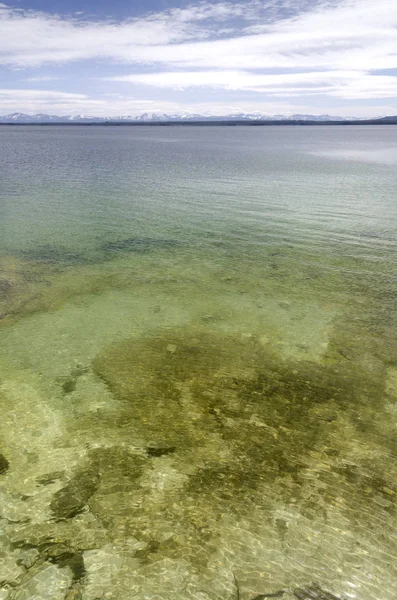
left=1, top=234, right=397, bottom=600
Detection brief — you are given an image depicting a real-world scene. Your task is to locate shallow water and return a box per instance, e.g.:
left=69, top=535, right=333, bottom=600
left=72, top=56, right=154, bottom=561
left=1, top=125, right=397, bottom=600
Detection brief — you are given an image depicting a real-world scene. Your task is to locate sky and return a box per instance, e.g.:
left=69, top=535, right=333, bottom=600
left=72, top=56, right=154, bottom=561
left=0, top=0, right=397, bottom=117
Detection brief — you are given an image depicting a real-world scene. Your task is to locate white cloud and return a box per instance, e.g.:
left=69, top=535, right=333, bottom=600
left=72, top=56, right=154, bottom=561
left=0, top=1, right=266, bottom=67
left=0, top=88, right=90, bottom=112
left=0, top=0, right=396, bottom=112
left=107, top=69, right=397, bottom=100
left=0, top=89, right=85, bottom=99
left=0, top=0, right=396, bottom=73
left=25, top=76, right=60, bottom=82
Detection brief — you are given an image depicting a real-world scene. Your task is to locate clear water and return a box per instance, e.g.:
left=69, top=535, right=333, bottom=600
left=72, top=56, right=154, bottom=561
left=1, top=125, right=397, bottom=600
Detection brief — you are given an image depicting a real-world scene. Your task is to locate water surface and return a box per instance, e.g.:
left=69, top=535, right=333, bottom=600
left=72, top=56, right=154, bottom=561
left=1, top=125, right=397, bottom=600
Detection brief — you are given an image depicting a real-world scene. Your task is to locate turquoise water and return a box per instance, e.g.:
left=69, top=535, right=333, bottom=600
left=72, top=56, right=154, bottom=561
left=1, top=125, right=397, bottom=600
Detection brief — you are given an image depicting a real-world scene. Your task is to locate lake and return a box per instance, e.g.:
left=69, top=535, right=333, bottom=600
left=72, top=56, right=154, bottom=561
left=1, top=125, right=397, bottom=600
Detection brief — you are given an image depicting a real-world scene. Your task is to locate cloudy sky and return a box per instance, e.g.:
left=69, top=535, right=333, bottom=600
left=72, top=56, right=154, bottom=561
left=0, top=0, right=397, bottom=117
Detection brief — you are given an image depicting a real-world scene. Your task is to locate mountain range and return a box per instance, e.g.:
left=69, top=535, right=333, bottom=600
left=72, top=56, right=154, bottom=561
left=0, top=111, right=359, bottom=123
left=1, top=112, right=396, bottom=125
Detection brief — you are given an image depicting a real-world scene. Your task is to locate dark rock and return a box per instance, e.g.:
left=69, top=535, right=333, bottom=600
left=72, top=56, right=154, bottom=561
left=134, top=539, right=161, bottom=560
left=202, top=314, right=221, bottom=323
left=21, top=244, right=86, bottom=265
left=61, top=553, right=86, bottom=581
left=146, top=442, right=176, bottom=458
left=62, top=377, right=77, bottom=394
left=37, top=471, right=65, bottom=486
left=59, top=366, right=87, bottom=395
left=50, top=469, right=100, bottom=519
left=64, top=584, right=84, bottom=600
left=294, top=584, right=342, bottom=600
left=0, top=453, right=9, bottom=474
left=0, top=278, right=12, bottom=295
left=41, top=542, right=74, bottom=561
left=252, top=592, right=286, bottom=599
left=100, top=236, right=180, bottom=254
left=40, top=543, right=86, bottom=581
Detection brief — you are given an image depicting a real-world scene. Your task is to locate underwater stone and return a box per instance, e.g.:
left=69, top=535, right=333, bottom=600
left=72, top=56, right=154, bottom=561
left=293, top=585, right=342, bottom=600
left=11, top=563, right=72, bottom=600
left=9, top=518, right=108, bottom=553
left=0, top=551, right=25, bottom=587
left=64, top=583, right=84, bottom=600
left=146, top=442, right=176, bottom=458
left=36, top=471, right=65, bottom=486
left=252, top=592, right=286, bottom=599
left=0, top=278, right=12, bottom=295
left=20, top=244, right=86, bottom=265
left=0, top=453, right=9, bottom=474
left=100, top=236, right=180, bottom=254
left=84, top=447, right=147, bottom=531
left=309, top=406, right=338, bottom=423
left=15, top=547, right=40, bottom=570
left=60, top=365, right=88, bottom=396
left=62, top=377, right=77, bottom=395
left=40, top=543, right=86, bottom=581
left=40, top=542, right=76, bottom=562
left=50, top=469, right=100, bottom=519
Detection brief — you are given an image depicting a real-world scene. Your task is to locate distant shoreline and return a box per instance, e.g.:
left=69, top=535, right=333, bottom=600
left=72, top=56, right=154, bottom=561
left=1, top=118, right=397, bottom=127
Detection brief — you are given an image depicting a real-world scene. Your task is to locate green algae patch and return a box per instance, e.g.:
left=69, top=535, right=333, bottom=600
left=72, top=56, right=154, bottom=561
left=92, top=330, right=268, bottom=448
left=92, top=329, right=392, bottom=511
left=86, top=327, right=397, bottom=595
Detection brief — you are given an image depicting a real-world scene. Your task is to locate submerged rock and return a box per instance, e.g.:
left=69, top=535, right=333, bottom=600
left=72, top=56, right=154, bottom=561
left=0, top=452, right=9, bottom=474
left=146, top=442, right=176, bottom=458
left=252, top=586, right=342, bottom=600
left=100, top=236, right=180, bottom=254
left=15, top=547, right=40, bottom=570
left=83, top=447, right=147, bottom=532
left=50, top=469, right=100, bottom=519
left=64, top=583, right=84, bottom=600
left=20, top=244, right=86, bottom=265
left=40, top=543, right=85, bottom=581
left=11, top=563, right=72, bottom=600
left=9, top=517, right=108, bottom=554
left=293, top=584, right=342, bottom=600
left=62, top=377, right=77, bottom=394
left=252, top=592, right=286, bottom=599
left=36, top=471, right=65, bottom=486
left=59, top=365, right=88, bottom=395
left=0, top=278, right=12, bottom=295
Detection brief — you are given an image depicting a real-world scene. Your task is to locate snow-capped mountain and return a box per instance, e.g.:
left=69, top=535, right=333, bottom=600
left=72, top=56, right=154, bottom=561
left=0, top=111, right=362, bottom=123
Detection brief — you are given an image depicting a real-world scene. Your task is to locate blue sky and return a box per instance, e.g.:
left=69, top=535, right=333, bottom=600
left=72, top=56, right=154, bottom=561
left=1, top=0, right=397, bottom=117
